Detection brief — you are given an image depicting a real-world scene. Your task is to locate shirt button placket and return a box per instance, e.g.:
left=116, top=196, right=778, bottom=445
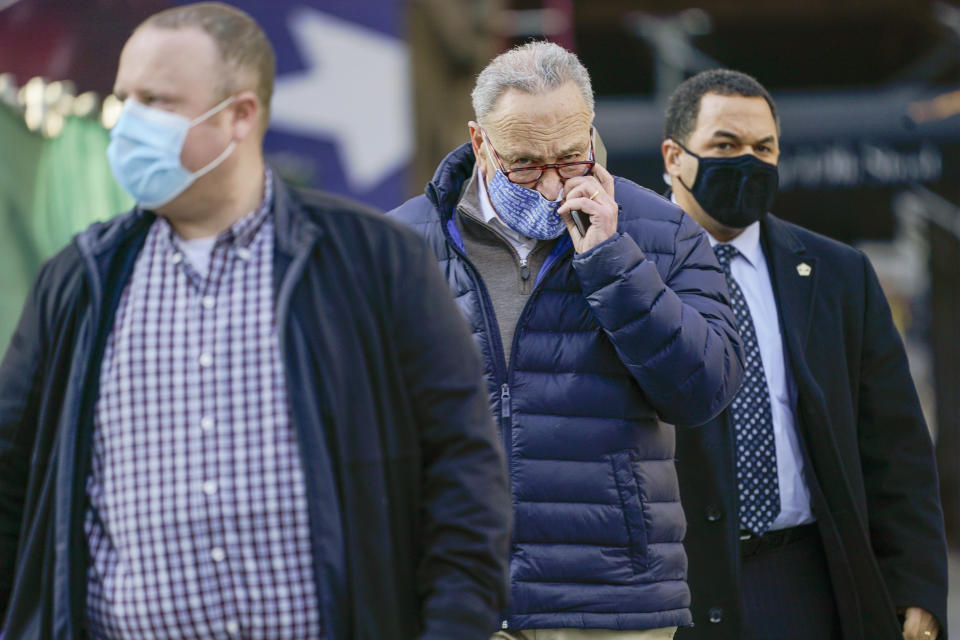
left=198, top=255, right=224, bottom=605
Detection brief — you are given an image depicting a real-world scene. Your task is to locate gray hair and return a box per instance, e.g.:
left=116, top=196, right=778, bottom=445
left=472, top=41, right=594, bottom=123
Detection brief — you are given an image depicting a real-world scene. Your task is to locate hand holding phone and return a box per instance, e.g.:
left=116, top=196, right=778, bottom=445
left=558, top=164, right=617, bottom=253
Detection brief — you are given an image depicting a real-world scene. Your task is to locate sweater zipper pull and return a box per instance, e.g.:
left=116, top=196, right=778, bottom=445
left=501, top=383, right=511, bottom=419
left=519, top=257, right=529, bottom=281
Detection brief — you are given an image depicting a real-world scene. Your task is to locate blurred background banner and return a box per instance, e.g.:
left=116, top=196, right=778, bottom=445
left=3, top=0, right=960, bottom=583
left=217, top=0, right=412, bottom=206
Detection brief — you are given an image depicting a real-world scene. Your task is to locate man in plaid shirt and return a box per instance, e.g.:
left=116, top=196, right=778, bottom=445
left=0, top=4, right=510, bottom=639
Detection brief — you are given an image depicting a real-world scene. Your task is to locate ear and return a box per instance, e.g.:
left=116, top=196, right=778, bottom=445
left=661, top=138, right=683, bottom=181
left=229, top=90, right=260, bottom=142
left=468, top=121, right=490, bottom=177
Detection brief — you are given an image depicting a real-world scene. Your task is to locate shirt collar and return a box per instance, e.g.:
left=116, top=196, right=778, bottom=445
left=705, top=220, right=763, bottom=269
left=229, top=166, right=274, bottom=248
left=159, top=167, right=274, bottom=250
left=669, top=192, right=763, bottom=269
left=476, top=169, right=501, bottom=227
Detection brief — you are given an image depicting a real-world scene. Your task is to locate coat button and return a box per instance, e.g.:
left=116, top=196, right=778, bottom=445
left=708, top=607, right=723, bottom=623
left=705, top=505, right=723, bottom=522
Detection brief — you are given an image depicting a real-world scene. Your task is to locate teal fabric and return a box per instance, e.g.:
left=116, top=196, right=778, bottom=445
left=0, top=103, right=131, bottom=354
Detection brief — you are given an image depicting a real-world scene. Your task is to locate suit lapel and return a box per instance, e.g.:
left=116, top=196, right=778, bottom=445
left=761, top=215, right=818, bottom=353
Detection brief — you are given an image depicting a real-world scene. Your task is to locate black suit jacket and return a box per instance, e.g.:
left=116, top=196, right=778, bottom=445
left=676, top=214, right=948, bottom=639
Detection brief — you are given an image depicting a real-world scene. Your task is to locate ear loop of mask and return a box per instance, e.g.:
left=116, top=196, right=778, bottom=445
left=672, top=139, right=700, bottom=193
left=189, top=95, right=238, bottom=179
left=189, top=95, right=236, bottom=126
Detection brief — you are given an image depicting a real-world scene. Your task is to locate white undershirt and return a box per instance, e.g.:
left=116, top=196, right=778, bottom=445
left=176, top=235, right=217, bottom=277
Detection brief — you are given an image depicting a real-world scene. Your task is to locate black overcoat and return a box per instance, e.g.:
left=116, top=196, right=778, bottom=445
left=676, top=214, right=948, bottom=640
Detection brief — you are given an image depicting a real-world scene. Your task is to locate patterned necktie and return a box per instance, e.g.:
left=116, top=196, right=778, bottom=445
left=714, top=244, right=780, bottom=536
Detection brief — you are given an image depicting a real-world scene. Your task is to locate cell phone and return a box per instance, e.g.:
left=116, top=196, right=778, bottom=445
left=571, top=210, right=591, bottom=236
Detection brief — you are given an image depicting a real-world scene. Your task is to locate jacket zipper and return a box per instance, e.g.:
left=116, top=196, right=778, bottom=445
left=441, top=213, right=511, bottom=457
left=500, top=383, right=511, bottom=420
left=441, top=199, right=573, bottom=631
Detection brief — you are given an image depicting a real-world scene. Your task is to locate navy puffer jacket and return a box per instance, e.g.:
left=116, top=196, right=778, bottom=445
left=389, top=144, right=743, bottom=631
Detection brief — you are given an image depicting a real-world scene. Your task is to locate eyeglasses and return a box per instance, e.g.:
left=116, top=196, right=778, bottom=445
left=481, top=127, right=595, bottom=184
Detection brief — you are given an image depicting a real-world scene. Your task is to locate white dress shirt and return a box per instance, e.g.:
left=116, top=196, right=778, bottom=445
left=707, top=221, right=815, bottom=530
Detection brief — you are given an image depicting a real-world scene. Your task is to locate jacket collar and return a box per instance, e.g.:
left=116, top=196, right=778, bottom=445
left=426, top=142, right=476, bottom=223
left=74, top=166, right=321, bottom=306
left=76, top=165, right=318, bottom=261
left=269, top=167, right=322, bottom=262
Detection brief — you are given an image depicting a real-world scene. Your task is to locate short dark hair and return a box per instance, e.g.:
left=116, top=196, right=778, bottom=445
left=139, top=2, right=275, bottom=132
left=664, top=69, right=780, bottom=145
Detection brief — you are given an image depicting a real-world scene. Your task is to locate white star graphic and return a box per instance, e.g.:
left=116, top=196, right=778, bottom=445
left=270, top=7, right=412, bottom=192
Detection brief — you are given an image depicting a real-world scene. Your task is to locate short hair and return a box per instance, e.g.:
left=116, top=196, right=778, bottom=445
left=472, top=41, right=594, bottom=124
left=664, top=69, right=780, bottom=144
left=139, top=2, right=275, bottom=131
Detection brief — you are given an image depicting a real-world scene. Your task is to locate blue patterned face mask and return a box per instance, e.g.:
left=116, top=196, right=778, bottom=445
left=107, top=96, right=237, bottom=209
left=484, top=146, right=566, bottom=240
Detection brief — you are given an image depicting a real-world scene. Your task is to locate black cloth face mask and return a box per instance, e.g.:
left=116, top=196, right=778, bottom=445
left=675, top=140, right=780, bottom=229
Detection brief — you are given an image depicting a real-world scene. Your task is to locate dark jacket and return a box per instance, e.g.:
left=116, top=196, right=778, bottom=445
left=388, top=144, right=744, bottom=631
left=676, top=214, right=948, bottom=639
left=0, top=173, right=512, bottom=640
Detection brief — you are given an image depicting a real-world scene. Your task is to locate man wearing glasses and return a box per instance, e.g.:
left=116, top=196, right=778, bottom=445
left=390, top=41, right=743, bottom=639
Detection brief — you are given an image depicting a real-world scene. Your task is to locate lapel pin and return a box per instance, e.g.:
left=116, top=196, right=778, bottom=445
left=796, top=262, right=812, bottom=277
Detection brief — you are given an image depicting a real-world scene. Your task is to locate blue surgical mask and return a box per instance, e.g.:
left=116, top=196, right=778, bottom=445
left=107, top=96, right=237, bottom=209
left=484, top=146, right=566, bottom=240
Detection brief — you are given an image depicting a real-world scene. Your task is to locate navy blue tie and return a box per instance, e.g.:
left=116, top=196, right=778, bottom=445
left=714, top=244, right=780, bottom=536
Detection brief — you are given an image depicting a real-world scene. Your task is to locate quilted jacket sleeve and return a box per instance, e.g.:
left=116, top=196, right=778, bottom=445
left=572, top=210, right=743, bottom=427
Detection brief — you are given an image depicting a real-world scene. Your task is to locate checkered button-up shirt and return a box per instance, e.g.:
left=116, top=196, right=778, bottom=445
left=84, top=174, right=323, bottom=639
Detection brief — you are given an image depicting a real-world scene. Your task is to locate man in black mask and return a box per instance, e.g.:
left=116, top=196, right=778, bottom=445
left=662, top=69, right=947, bottom=640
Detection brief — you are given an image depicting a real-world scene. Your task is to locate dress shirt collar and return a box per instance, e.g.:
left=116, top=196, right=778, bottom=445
left=705, top=221, right=763, bottom=270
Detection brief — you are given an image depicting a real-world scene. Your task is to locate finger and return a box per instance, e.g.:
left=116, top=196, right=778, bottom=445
left=557, top=196, right=603, bottom=216
left=902, top=608, right=934, bottom=640
left=565, top=184, right=604, bottom=203
left=903, top=609, right=920, bottom=639
left=907, top=608, right=939, bottom=640
left=562, top=177, right=602, bottom=199
left=592, top=163, right=616, bottom=197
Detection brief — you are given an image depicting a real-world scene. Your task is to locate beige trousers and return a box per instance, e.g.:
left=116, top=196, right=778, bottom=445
left=493, top=627, right=678, bottom=640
